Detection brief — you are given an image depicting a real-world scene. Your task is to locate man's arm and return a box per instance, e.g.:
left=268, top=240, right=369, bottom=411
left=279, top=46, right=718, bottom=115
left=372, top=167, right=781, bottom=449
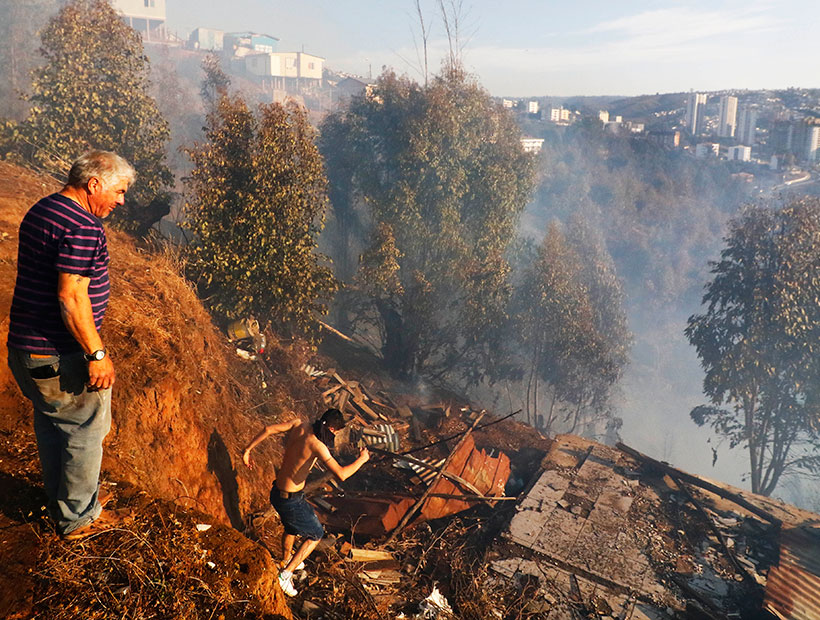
left=314, top=440, right=370, bottom=482
left=242, top=417, right=301, bottom=468
left=57, top=272, right=114, bottom=389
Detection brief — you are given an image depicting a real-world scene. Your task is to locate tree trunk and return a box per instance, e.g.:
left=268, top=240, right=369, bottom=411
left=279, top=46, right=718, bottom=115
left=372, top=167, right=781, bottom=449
left=744, top=393, right=762, bottom=494
left=375, top=299, right=413, bottom=379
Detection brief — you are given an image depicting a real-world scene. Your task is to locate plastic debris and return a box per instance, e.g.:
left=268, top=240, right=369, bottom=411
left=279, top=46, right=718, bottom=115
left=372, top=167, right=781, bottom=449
left=414, top=584, right=454, bottom=619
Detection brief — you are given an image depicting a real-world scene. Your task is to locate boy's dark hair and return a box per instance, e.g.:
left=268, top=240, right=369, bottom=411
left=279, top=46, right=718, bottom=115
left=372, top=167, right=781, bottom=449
left=313, top=408, right=345, bottom=449
left=321, top=408, right=345, bottom=429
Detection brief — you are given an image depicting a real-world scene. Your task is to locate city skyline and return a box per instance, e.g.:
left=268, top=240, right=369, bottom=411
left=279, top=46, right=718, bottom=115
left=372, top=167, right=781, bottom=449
left=164, top=0, right=820, bottom=97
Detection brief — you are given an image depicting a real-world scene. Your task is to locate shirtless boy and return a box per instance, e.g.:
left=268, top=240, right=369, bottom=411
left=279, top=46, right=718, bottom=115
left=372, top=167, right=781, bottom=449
left=242, top=408, right=369, bottom=596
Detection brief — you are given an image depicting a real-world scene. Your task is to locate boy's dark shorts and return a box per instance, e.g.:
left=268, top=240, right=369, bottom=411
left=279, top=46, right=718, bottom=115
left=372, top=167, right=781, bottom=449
left=270, top=484, right=324, bottom=541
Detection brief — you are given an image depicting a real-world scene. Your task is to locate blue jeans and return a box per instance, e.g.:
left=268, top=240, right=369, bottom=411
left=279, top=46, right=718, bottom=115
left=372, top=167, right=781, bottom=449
left=8, top=347, right=111, bottom=535
left=270, top=485, right=325, bottom=540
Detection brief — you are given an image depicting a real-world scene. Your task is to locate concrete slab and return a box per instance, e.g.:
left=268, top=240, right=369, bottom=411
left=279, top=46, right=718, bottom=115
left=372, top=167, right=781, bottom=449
left=507, top=505, right=552, bottom=547
left=595, top=487, right=634, bottom=516
left=571, top=520, right=625, bottom=577
left=489, top=557, right=521, bottom=579
left=532, top=508, right=584, bottom=561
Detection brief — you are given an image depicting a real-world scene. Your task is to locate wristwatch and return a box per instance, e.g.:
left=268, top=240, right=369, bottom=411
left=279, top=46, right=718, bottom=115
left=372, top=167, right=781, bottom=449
left=84, top=348, right=106, bottom=362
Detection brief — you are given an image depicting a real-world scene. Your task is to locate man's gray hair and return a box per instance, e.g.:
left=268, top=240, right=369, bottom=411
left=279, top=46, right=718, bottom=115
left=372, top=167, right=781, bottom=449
left=66, top=150, right=136, bottom=188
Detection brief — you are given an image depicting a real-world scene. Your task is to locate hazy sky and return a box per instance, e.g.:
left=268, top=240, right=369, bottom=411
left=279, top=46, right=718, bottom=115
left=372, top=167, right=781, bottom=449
left=165, top=0, right=820, bottom=97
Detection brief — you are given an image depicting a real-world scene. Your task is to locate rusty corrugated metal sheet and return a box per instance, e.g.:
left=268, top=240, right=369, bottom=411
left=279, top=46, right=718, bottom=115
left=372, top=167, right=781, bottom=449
left=764, top=526, right=820, bottom=620
left=422, top=434, right=510, bottom=520
left=319, top=434, right=510, bottom=535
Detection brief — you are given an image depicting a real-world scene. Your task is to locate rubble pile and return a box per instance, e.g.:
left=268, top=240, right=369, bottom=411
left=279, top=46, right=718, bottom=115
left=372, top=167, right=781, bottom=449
left=239, top=352, right=820, bottom=619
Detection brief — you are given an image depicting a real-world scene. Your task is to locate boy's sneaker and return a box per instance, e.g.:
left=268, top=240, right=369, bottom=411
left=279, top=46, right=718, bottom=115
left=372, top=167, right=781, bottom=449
left=282, top=556, right=305, bottom=571
left=278, top=570, right=298, bottom=597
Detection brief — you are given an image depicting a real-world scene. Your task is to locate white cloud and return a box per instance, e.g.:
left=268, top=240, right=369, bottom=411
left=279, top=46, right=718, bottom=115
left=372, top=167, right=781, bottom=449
left=585, top=4, right=785, bottom=49
left=329, top=2, right=816, bottom=95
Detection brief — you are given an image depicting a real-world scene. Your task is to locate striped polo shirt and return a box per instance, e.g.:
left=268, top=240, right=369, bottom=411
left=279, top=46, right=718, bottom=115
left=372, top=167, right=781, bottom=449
left=8, top=193, right=110, bottom=355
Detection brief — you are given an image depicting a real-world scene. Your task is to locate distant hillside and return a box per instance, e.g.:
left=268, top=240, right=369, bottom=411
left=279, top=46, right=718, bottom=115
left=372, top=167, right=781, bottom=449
left=603, top=92, right=687, bottom=121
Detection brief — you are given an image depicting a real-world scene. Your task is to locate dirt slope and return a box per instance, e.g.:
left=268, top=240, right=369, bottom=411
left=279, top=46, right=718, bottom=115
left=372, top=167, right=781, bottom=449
left=0, top=161, right=308, bottom=618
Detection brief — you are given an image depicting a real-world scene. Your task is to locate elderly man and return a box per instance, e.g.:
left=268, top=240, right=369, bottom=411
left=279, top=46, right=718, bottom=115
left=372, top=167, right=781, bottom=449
left=7, top=150, right=135, bottom=540
left=243, top=408, right=370, bottom=596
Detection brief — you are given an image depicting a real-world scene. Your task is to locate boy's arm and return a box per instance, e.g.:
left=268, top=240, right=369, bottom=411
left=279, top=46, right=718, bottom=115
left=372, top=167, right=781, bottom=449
left=314, top=440, right=370, bottom=481
left=242, top=418, right=300, bottom=469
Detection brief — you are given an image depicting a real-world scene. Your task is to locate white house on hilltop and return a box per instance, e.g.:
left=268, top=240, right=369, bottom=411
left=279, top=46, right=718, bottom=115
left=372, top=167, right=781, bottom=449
left=110, top=0, right=166, bottom=41
left=244, top=52, right=324, bottom=91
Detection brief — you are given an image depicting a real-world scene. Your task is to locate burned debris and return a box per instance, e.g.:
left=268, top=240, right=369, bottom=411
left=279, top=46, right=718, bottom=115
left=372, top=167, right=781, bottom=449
left=235, top=356, right=820, bottom=619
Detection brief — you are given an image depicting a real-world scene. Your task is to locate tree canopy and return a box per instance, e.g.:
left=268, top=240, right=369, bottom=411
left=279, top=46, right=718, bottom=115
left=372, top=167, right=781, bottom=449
left=320, top=68, right=535, bottom=379
left=184, top=90, right=336, bottom=334
left=685, top=197, right=820, bottom=496
left=11, top=0, right=172, bottom=235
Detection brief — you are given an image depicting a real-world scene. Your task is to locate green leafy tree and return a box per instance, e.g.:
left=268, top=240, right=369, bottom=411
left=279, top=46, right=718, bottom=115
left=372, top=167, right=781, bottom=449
left=685, top=198, right=820, bottom=496
left=321, top=68, right=535, bottom=379
left=0, top=0, right=60, bottom=121
left=200, top=54, right=231, bottom=109
left=15, top=0, right=172, bottom=235
left=184, top=93, right=337, bottom=334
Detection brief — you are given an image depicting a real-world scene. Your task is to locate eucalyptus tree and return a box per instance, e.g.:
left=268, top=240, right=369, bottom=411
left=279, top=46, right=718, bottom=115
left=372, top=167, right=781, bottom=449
left=321, top=68, right=535, bottom=379
left=16, top=0, right=172, bottom=235
left=185, top=94, right=336, bottom=334
left=686, top=198, right=820, bottom=496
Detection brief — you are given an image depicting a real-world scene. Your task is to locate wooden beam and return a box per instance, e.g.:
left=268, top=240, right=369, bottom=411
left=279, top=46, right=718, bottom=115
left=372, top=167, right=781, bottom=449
left=616, top=442, right=782, bottom=528
left=669, top=475, right=759, bottom=589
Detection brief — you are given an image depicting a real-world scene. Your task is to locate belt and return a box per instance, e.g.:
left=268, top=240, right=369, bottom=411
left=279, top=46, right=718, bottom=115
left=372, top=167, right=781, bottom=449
left=273, top=484, right=303, bottom=500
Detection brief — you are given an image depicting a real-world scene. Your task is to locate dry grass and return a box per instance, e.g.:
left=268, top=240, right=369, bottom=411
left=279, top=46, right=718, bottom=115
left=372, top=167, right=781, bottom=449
left=25, top=483, right=291, bottom=620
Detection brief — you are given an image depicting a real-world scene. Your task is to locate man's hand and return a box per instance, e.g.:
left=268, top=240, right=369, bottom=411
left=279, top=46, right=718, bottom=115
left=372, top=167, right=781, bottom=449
left=88, top=356, right=115, bottom=390
left=242, top=448, right=254, bottom=469
left=358, top=447, right=370, bottom=463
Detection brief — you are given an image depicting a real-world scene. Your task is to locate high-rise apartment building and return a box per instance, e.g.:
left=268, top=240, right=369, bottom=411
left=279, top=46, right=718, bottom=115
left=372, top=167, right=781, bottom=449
left=794, top=119, right=820, bottom=162
left=807, top=125, right=820, bottom=162
left=685, top=93, right=707, bottom=135
left=736, top=104, right=758, bottom=146
left=718, top=95, right=738, bottom=138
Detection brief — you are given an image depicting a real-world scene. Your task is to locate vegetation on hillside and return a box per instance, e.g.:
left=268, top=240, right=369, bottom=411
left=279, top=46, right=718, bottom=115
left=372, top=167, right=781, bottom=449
left=501, top=217, right=631, bottom=433
left=525, top=121, right=751, bottom=307
left=321, top=68, right=536, bottom=380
